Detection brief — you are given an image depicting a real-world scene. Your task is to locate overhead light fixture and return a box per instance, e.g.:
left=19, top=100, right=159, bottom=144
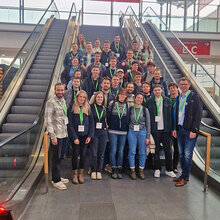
left=1, top=54, right=6, bottom=57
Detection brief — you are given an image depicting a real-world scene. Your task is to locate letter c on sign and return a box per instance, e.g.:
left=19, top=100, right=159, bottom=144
left=191, top=46, right=197, bottom=54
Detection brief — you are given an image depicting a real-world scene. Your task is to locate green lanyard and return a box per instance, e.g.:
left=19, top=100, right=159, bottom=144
left=155, top=97, right=162, bottom=115
left=80, top=46, right=84, bottom=53
left=86, top=55, right=90, bottom=65
left=104, top=93, right=108, bottom=107
left=143, top=97, right=146, bottom=103
left=129, top=72, right=135, bottom=82
left=115, top=43, right=120, bottom=52
left=110, top=68, right=116, bottom=78
left=120, top=79, right=123, bottom=87
left=116, top=102, right=126, bottom=120
left=72, top=65, right=78, bottom=71
left=143, top=51, right=148, bottom=60
left=79, top=107, right=84, bottom=125
left=134, top=106, right=143, bottom=123
left=128, top=59, right=133, bottom=68
left=110, top=87, right=119, bottom=96
left=92, top=76, right=99, bottom=91
left=179, top=90, right=191, bottom=111
left=73, top=88, right=79, bottom=101
left=134, top=51, right=139, bottom=60
left=58, top=100, right=67, bottom=116
left=71, top=53, right=78, bottom=60
left=94, top=104, right=104, bottom=122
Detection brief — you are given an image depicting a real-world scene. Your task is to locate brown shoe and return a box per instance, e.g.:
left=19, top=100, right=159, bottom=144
left=130, top=168, right=136, bottom=180
left=173, top=177, right=183, bottom=182
left=72, top=170, right=79, bottom=184
left=139, top=168, right=145, bottom=180
left=175, top=179, right=187, bottom=187
left=78, top=169, right=84, bottom=184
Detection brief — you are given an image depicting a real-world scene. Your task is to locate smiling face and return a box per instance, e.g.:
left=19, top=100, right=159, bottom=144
left=111, top=76, right=119, bottom=88
left=132, top=42, right=138, bottom=51
left=153, top=87, right=163, bottom=98
left=126, top=83, right=134, bottom=94
left=77, top=93, right=86, bottom=105
left=101, top=79, right=111, bottom=91
left=55, top=85, right=65, bottom=99
left=72, top=57, right=79, bottom=66
left=134, top=75, right=142, bottom=84
left=118, top=92, right=127, bottom=102
left=135, top=94, right=143, bottom=105
left=91, top=67, right=100, bottom=79
left=96, top=93, right=104, bottom=105
left=169, top=85, right=178, bottom=96
left=72, top=43, right=78, bottom=52
left=179, top=80, right=190, bottom=95
left=127, top=50, right=133, bottom=59
left=72, top=79, right=81, bottom=89
left=94, top=53, right=101, bottom=63
left=95, top=39, right=101, bottom=48
left=103, top=42, right=110, bottom=51
left=142, top=83, right=150, bottom=94
left=114, top=35, right=120, bottom=44
left=153, top=70, right=161, bottom=80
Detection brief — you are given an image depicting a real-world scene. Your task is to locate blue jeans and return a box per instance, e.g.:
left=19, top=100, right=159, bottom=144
left=108, top=133, right=127, bottom=168
left=177, top=126, right=198, bottom=180
left=90, top=130, right=108, bottom=172
left=128, top=128, right=147, bottom=169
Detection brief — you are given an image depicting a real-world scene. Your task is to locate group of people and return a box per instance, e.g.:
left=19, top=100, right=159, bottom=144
left=45, top=33, right=202, bottom=191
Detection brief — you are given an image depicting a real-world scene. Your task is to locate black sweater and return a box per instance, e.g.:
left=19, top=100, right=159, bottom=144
left=91, top=104, right=107, bottom=131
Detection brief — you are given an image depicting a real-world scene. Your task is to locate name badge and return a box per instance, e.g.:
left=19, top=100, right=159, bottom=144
left=155, top=116, right=161, bottom=122
left=78, top=125, right=85, bottom=132
left=64, top=117, right=68, bottom=125
left=134, top=125, right=140, bottom=131
left=127, top=69, right=131, bottom=73
left=96, top=122, right=102, bottom=129
left=105, top=63, right=109, bottom=67
left=116, top=53, right=120, bottom=58
left=179, top=112, right=183, bottom=118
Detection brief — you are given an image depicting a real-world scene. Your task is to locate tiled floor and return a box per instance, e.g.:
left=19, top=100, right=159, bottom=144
left=20, top=161, right=220, bottom=220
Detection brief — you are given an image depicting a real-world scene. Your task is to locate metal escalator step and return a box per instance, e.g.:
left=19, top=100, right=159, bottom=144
left=21, top=85, right=47, bottom=92
left=24, top=79, right=49, bottom=85
left=0, top=144, right=29, bottom=157
left=210, top=159, right=220, bottom=170
left=169, top=69, right=180, bottom=74
left=0, top=157, right=28, bottom=169
left=40, top=45, right=60, bottom=49
left=197, top=136, right=220, bottom=146
left=34, top=59, right=55, bottom=64
left=31, top=64, right=54, bottom=69
left=38, top=51, right=58, bottom=57
left=36, top=55, right=57, bottom=60
left=40, top=41, right=60, bottom=46
left=30, top=68, right=53, bottom=75
left=18, top=91, right=45, bottom=99
left=7, top=114, right=37, bottom=123
left=172, top=74, right=182, bottom=79
left=11, top=106, right=40, bottom=114
left=2, top=123, right=32, bottom=133
left=0, top=133, right=17, bottom=142
left=198, top=146, right=220, bottom=158
left=28, top=74, right=51, bottom=80
left=199, top=125, right=220, bottom=136
left=15, top=98, right=43, bottom=106
left=202, top=117, right=214, bottom=126
left=40, top=48, right=59, bottom=53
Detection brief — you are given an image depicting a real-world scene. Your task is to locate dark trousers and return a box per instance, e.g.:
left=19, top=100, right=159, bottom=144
left=51, top=138, right=67, bottom=183
left=173, top=137, right=179, bottom=170
left=152, top=132, right=173, bottom=171
left=90, top=130, right=108, bottom=172
left=71, top=136, right=88, bottom=170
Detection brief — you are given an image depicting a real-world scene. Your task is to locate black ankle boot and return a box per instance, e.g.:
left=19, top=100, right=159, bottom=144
left=117, top=167, right=123, bottom=179
left=111, top=168, right=117, bottom=179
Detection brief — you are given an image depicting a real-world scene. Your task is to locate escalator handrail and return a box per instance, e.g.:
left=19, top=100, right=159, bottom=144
left=0, top=0, right=59, bottom=83
left=0, top=2, right=77, bottom=149
left=141, top=6, right=220, bottom=89
left=121, top=7, right=176, bottom=83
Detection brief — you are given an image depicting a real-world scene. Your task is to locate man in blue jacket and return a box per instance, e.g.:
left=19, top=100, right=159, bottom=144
left=172, top=77, right=202, bottom=187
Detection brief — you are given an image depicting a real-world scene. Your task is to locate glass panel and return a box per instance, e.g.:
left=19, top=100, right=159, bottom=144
left=0, top=1, right=59, bottom=96
left=0, top=7, right=19, bottom=23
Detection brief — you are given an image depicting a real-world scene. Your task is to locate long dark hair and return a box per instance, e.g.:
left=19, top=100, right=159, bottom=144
left=115, top=88, right=127, bottom=103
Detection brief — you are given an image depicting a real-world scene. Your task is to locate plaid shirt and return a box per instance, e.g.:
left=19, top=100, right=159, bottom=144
left=44, top=95, right=68, bottom=139
left=81, top=52, right=95, bottom=67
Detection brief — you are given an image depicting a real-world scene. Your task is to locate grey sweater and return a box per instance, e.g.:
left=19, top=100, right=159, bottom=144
left=129, top=106, right=151, bottom=139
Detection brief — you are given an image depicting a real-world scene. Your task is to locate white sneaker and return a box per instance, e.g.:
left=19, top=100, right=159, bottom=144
left=53, top=181, right=67, bottom=190
left=61, top=177, right=69, bottom=184
left=91, top=172, right=96, bottom=180
left=96, top=172, right=102, bottom=180
left=154, top=169, right=160, bottom=178
left=165, top=170, right=176, bottom=178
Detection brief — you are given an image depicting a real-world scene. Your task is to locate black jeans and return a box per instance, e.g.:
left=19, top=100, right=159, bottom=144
left=152, top=131, right=173, bottom=171
left=90, top=130, right=108, bottom=172
left=71, top=136, right=88, bottom=170
left=51, top=138, right=67, bottom=183
left=172, top=137, right=179, bottom=170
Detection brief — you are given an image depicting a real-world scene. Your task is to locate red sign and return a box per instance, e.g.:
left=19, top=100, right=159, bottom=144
left=198, top=0, right=213, bottom=11
left=168, top=39, right=210, bottom=55
left=93, top=0, right=140, bottom=3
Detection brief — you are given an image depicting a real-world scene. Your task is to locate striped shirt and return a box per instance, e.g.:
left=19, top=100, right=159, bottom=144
left=44, top=95, right=68, bottom=139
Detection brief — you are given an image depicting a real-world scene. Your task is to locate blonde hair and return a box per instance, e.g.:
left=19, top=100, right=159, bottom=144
left=72, top=90, right=91, bottom=116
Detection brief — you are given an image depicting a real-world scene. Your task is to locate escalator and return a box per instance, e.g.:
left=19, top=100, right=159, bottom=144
left=0, top=1, right=78, bottom=217
left=122, top=7, right=220, bottom=191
